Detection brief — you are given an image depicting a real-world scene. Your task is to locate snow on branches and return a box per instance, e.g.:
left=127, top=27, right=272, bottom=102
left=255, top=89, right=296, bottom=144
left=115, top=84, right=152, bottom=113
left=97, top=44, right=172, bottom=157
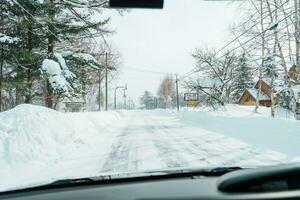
left=0, top=33, right=19, bottom=44
left=41, top=54, right=75, bottom=95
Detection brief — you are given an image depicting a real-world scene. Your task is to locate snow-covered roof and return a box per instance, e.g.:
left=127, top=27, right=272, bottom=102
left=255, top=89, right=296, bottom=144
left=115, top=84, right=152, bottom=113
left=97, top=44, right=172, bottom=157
left=247, top=88, right=271, bottom=101
left=261, top=78, right=271, bottom=86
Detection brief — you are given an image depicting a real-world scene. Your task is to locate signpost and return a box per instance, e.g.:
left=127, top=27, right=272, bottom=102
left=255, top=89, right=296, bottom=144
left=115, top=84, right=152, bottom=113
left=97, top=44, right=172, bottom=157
left=184, top=93, right=198, bottom=107
left=295, top=102, right=300, bottom=120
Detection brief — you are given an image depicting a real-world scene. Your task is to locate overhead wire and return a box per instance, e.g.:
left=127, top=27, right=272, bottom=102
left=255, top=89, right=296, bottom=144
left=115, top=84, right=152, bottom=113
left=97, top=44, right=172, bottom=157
left=179, top=6, right=299, bottom=81
left=123, top=67, right=178, bottom=75
left=11, top=0, right=61, bottom=42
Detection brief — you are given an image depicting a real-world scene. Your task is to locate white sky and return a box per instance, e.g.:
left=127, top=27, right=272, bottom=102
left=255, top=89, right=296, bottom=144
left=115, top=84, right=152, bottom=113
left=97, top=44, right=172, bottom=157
left=103, top=0, right=246, bottom=105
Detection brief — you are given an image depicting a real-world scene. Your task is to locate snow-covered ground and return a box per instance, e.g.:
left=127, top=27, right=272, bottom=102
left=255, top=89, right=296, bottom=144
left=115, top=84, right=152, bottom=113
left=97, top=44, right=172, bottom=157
left=0, top=104, right=300, bottom=192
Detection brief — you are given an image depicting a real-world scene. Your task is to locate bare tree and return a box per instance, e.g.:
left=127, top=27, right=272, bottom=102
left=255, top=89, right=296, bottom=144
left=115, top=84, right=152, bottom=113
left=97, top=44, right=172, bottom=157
left=157, top=75, right=176, bottom=109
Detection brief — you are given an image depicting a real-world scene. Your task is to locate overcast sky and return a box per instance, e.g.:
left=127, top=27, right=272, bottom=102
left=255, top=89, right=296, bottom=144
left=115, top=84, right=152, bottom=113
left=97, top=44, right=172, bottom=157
left=103, top=0, right=246, bottom=106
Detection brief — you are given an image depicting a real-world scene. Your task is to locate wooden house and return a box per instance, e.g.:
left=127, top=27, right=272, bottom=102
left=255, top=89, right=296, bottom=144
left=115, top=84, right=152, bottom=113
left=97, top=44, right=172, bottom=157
left=288, top=65, right=297, bottom=82
left=239, top=79, right=272, bottom=107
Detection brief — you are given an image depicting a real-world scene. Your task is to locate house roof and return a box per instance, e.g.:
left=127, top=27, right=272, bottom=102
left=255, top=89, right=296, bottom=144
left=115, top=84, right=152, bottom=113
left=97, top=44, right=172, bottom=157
left=247, top=88, right=271, bottom=101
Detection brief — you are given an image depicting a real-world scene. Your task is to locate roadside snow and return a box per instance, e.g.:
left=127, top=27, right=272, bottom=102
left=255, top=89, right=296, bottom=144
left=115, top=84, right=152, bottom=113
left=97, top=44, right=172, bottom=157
left=174, top=105, right=300, bottom=156
left=0, top=105, right=120, bottom=191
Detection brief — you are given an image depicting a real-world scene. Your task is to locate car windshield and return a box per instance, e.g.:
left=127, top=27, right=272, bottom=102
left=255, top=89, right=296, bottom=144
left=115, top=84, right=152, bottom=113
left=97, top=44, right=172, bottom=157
left=1, top=0, right=300, bottom=193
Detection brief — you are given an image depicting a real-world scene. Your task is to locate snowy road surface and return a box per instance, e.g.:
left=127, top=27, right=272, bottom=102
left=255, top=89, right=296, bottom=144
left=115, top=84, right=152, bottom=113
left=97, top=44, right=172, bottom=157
left=97, top=110, right=294, bottom=173
left=0, top=105, right=299, bottom=192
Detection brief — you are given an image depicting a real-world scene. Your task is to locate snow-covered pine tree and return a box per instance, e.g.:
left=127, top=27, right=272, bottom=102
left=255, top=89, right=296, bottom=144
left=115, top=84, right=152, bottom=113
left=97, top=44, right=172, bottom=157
left=42, top=0, right=110, bottom=108
left=1, top=0, right=46, bottom=107
left=3, top=0, right=111, bottom=109
left=231, top=53, right=254, bottom=102
left=140, top=90, right=156, bottom=110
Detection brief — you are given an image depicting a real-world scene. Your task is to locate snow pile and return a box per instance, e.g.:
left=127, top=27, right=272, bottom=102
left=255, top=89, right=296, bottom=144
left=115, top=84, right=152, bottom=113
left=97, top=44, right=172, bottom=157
left=0, top=105, right=121, bottom=191
left=174, top=105, right=300, bottom=157
left=0, top=105, right=116, bottom=166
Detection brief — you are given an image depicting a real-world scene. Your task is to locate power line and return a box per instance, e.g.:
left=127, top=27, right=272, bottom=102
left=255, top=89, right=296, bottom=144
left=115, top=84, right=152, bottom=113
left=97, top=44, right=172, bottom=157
left=180, top=7, right=299, bottom=81
left=214, top=8, right=280, bottom=56
left=123, top=67, right=177, bottom=75
left=11, top=0, right=61, bottom=42
left=218, top=10, right=297, bottom=60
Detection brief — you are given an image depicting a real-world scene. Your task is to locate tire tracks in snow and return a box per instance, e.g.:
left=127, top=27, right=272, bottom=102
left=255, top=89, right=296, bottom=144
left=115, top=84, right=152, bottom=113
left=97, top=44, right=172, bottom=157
left=140, top=114, right=190, bottom=168
left=98, top=110, right=291, bottom=174
left=99, top=116, right=134, bottom=173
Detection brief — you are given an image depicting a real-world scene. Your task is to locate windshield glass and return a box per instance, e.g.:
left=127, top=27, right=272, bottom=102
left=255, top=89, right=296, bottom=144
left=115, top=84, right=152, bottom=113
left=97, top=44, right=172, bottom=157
left=1, top=0, right=300, bottom=193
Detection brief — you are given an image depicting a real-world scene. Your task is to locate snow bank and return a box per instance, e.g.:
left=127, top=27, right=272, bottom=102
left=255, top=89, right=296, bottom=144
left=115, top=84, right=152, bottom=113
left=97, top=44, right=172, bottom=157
left=0, top=104, right=120, bottom=165
left=0, top=105, right=120, bottom=191
left=174, top=105, right=300, bottom=157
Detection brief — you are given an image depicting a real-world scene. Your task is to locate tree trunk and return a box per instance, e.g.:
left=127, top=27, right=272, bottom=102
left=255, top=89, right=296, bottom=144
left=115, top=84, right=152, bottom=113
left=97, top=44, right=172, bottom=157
left=296, top=0, right=300, bottom=82
left=46, top=0, right=55, bottom=108
left=0, top=6, right=3, bottom=111
left=0, top=44, right=3, bottom=111
left=25, top=23, right=33, bottom=104
left=255, top=0, right=265, bottom=113
left=45, top=80, right=53, bottom=108
left=24, top=69, right=33, bottom=103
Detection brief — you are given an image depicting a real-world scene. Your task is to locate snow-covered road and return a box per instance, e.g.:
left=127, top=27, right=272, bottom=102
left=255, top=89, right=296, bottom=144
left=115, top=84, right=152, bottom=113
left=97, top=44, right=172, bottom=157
left=97, top=110, right=294, bottom=173
left=1, top=105, right=299, bottom=192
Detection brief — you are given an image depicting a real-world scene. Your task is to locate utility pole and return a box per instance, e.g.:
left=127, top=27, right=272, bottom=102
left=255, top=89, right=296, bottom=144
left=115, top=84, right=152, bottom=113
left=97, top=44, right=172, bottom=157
left=97, top=52, right=113, bottom=111
left=123, top=89, right=126, bottom=110
left=175, top=74, right=179, bottom=111
left=105, top=52, right=108, bottom=111
left=98, top=70, right=101, bottom=111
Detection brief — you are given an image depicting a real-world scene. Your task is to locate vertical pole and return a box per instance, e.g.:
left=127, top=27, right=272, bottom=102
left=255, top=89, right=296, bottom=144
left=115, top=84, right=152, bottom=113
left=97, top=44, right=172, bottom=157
left=0, top=44, right=3, bottom=112
left=114, top=87, right=117, bottom=110
left=0, top=6, right=3, bottom=111
left=105, top=52, right=108, bottom=111
left=255, top=0, right=264, bottom=113
left=123, top=89, right=126, bottom=110
left=98, top=70, right=101, bottom=111
left=175, top=74, right=179, bottom=111
left=0, top=39, right=3, bottom=112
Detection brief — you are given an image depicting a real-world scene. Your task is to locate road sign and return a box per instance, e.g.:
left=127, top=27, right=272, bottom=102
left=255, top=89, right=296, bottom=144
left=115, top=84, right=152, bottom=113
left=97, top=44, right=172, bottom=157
left=184, top=93, right=198, bottom=101
left=187, top=100, right=198, bottom=107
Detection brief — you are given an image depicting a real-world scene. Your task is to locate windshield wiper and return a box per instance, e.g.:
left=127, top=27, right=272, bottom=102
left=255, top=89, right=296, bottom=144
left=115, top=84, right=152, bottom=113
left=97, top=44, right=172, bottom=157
left=44, top=167, right=242, bottom=188
left=0, top=166, right=243, bottom=195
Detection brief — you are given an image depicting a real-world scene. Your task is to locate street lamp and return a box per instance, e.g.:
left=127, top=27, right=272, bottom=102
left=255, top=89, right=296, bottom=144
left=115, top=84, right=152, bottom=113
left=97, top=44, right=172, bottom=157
left=114, top=84, right=127, bottom=110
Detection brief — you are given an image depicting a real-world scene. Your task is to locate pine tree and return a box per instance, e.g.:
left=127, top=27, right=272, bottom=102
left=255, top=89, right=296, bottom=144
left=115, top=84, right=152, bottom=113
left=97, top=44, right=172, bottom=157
left=140, top=90, right=156, bottom=110
left=232, top=53, right=254, bottom=102
left=1, top=0, right=111, bottom=110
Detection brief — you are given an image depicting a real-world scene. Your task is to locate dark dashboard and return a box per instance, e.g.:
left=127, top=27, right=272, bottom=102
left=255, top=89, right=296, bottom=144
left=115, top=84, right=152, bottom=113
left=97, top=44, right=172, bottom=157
left=2, top=164, right=300, bottom=200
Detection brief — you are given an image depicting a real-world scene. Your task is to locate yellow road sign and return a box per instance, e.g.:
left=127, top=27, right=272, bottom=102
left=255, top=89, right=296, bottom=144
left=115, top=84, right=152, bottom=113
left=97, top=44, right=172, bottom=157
left=187, top=100, right=198, bottom=107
